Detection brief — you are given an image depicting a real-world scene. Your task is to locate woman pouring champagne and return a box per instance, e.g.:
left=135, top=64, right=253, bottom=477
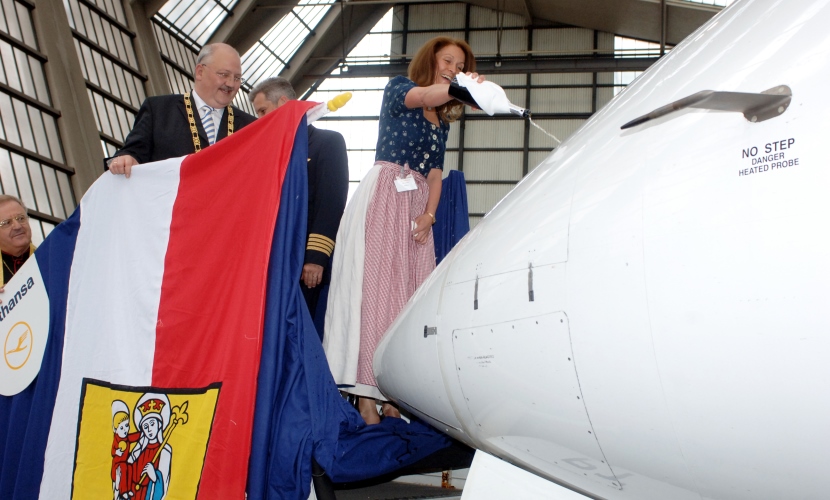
left=324, top=36, right=485, bottom=425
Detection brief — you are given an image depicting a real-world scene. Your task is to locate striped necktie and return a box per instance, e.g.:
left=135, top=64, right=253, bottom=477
left=201, top=105, right=216, bottom=145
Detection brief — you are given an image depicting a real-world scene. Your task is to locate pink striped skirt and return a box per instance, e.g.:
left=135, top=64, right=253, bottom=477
left=355, top=162, right=436, bottom=388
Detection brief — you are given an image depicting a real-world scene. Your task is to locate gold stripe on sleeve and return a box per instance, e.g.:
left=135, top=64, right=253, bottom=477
left=306, top=243, right=333, bottom=256
left=307, top=234, right=335, bottom=255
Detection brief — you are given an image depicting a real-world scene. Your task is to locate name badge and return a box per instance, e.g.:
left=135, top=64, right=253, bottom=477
left=394, top=175, right=417, bottom=192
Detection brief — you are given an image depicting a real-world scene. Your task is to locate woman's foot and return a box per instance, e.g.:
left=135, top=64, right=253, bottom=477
left=358, top=397, right=381, bottom=425
left=381, top=402, right=401, bottom=419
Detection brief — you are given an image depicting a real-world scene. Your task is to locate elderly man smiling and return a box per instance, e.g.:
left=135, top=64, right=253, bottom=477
left=108, top=43, right=256, bottom=178
left=0, top=194, right=34, bottom=287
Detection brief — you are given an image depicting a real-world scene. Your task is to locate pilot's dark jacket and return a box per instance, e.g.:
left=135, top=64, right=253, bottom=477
left=302, top=125, right=349, bottom=318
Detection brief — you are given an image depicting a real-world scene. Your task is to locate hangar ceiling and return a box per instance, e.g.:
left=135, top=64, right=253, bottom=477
left=8, top=0, right=726, bottom=231
left=458, top=0, right=721, bottom=45
left=141, top=0, right=725, bottom=97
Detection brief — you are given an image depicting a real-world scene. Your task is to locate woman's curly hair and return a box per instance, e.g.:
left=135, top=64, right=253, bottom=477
left=408, top=37, right=476, bottom=123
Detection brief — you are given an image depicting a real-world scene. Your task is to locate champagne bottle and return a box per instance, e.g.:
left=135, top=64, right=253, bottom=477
left=448, top=78, right=530, bottom=118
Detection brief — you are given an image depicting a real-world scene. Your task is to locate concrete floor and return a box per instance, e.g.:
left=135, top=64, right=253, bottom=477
left=334, top=482, right=462, bottom=500
left=327, top=466, right=468, bottom=500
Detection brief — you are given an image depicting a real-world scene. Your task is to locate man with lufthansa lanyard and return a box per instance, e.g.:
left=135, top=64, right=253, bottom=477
left=107, top=43, right=256, bottom=177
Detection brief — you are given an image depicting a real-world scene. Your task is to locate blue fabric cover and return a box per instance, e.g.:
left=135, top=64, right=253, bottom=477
left=434, top=170, right=470, bottom=264
left=246, top=118, right=452, bottom=499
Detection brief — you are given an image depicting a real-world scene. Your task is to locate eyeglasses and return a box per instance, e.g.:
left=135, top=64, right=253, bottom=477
left=0, top=214, right=28, bottom=228
left=203, top=65, right=245, bottom=84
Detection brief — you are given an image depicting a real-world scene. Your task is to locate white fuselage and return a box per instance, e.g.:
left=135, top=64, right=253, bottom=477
left=374, top=1, right=830, bottom=499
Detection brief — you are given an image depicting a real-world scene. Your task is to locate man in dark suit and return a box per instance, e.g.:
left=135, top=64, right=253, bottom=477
left=249, top=77, right=349, bottom=334
left=108, top=43, right=256, bottom=177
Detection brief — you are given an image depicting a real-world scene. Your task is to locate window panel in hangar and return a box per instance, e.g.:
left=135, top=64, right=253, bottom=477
left=0, top=0, right=75, bottom=239
left=461, top=151, right=524, bottom=182
left=65, top=0, right=145, bottom=159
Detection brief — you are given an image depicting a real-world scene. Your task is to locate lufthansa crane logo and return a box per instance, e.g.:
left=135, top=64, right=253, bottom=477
left=4, top=321, right=33, bottom=370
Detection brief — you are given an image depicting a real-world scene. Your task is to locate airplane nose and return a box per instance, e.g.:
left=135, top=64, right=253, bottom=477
left=373, top=261, right=467, bottom=437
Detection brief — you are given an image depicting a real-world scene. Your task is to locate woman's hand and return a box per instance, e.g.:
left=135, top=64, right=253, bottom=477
left=466, top=71, right=485, bottom=83
left=461, top=72, right=486, bottom=110
left=411, top=214, right=433, bottom=244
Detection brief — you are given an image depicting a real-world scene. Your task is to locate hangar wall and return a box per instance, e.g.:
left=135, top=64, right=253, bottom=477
left=0, top=0, right=78, bottom=243
left=8, top=0, right=658, bottom=239
left=308, top=2, right=632, bottom=228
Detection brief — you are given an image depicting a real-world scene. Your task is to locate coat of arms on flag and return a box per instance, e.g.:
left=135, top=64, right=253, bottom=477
left=72, top=380, right=219, bottom=499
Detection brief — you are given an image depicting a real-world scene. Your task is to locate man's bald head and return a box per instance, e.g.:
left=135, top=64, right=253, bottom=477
left=194, top=43, right=244, bottom=109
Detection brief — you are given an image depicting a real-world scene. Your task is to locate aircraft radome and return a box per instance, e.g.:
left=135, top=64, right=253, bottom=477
left=374, top=0, right=830, bottom=498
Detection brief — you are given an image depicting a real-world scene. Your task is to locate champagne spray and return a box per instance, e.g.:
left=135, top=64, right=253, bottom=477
left=449, top=73, right=560, bottom=144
